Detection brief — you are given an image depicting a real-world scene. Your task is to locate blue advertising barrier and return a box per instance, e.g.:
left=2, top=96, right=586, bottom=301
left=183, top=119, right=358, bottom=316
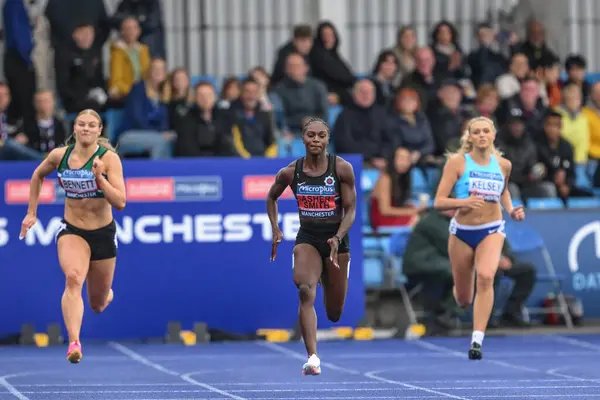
left=512, top=211, right=600, bottom=316
left=0, top=156, right=364, bottom=340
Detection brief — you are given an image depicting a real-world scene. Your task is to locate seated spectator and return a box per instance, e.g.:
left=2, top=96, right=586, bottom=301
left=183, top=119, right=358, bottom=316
left=44, top=0, right=110, bottom=56
left=388, top=88, right=435, bottom=165
left=493, top=242, right=537, bottom=328
left=539, top=55, right=562, bottom=108
left=557, top=84, right=589, bottom=166
left=496, top=115, right=557, bottom=200
left=427, top=79, right=472, bottom=156
left=402, top=208, right=463, bottom=335
left=563, top=54, right=590, bottom=105
left=332, top=79, right=389, bottom=170
left=536, top=111, right=593, bottom=201
left=217, top=76, right=240, bottom=109
left=174, top=82, right=234, bottom=157
left=108, top=17, right=151, bottom=104
left=0, top=82, right=42, bottom=161
left=430, top=21, right=468, bottom=81
left=370, top=50, right=399, bottom=109
left=116, top=58, right=173, bottom=159
left=469, top=84, right=500, bottom=125
left=112, top=0, right=166, bottom=58
left=581, top=82, right=600, bottom=185
left=309, top=21, right=356, bottom=106
left=388, top=25, right=417, bottom=87
left=231, top=79, right=277, bottom=158
left=495, top=52, right=530, bottom=100
left=162, top=68, right=193, bottom=130
left=497, top=77, right=547, bottom=136
left=248, top=66, right=288, bottom=134
left=273, top=52, right=328, bottom=136
left=467, top=23, right=507, bottom=89
left=270, top=24, right=313, bottom=86
left=399, top=47, right=441, bottom=111
left=370, top=147, right=422, bottom=229
left=24, top=90, right=67, bottom=154
left=55, top=24, right=109, bottom=113
left=515, top=20, right=559, bottom=71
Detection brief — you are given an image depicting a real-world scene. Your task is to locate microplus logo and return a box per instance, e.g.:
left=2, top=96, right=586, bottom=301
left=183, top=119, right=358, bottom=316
left=1, top=213, right=300, bottom=247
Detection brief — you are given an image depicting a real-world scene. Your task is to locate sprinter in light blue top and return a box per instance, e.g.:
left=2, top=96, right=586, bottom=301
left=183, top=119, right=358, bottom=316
left=434, top=116, right=525, bottom=362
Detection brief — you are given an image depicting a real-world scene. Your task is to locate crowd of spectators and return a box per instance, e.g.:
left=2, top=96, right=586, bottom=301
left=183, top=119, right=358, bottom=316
left=2, top=0, right=598, bottom=336
left=1, top=1, right=599, bottom=208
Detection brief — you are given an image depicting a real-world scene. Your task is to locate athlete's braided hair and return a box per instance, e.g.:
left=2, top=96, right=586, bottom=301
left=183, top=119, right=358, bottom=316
left=302, top=117, right=330, bottom=135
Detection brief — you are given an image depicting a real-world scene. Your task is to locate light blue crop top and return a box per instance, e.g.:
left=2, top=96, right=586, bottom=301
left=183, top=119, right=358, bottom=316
left=454, top=154, right=505, bottom=202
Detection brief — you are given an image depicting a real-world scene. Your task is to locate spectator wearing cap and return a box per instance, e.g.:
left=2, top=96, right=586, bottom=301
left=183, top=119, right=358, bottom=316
left=496, top=52, right=530, bottom=100
left=271, top=24, right=313, bottom=86
left=399, top=47, right=442, bottom=111
left=563, top=54, right=590, bottom=105
left=496, top=77, right=547, bottom=136
left=426, top=79, right=473, bottom=156
left=556, top=84, right=589, bottom=165
left=497, top=114, right=557, bottom=200
left=467, top=22, right=508, bottom=88
left=387, top=88, right=435, bottom=166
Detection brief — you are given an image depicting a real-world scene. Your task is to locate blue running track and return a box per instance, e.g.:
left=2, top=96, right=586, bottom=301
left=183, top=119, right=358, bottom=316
left=1, top=334, right=600, bottom=399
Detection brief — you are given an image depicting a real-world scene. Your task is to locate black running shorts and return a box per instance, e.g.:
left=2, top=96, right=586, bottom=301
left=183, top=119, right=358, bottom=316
left=55, top=219, right=118, bottom=261
left=295, top=228, right=350, bottom=261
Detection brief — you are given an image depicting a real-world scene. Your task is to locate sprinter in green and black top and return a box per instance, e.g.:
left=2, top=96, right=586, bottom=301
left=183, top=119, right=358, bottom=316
left=266, top=117, right=357, bottom=376
left=20, top=109, right=127, bottom=365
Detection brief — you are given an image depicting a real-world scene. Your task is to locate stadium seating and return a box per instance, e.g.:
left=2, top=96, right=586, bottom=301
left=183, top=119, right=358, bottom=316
left=527, top=197, right=564, bottom=210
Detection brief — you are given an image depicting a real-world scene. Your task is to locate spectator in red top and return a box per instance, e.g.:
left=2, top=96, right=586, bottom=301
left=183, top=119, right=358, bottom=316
left=370, top=147, right=423, bottom=229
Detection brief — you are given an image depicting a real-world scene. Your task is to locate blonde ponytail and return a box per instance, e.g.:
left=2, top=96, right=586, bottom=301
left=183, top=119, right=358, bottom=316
left=97, top=136, right=117, bottom=152
left=446, top=116, right=502, bottom=158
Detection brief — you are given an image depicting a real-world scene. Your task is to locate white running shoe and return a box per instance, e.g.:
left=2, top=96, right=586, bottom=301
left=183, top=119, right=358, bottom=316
left=302, top=354, right=321, bottom=375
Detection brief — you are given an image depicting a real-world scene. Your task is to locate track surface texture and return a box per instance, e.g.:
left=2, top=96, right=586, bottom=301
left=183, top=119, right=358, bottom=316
left=1, top=334, right=600, bottom=399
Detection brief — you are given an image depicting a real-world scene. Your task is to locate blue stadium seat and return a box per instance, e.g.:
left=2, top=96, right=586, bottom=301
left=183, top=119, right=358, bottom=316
left=361, top=169, right=380, bottom=192
left=277, top=138, right=290, bottom=157
left=290, top=138, right=305, bottom=157
left=363, top=258, right=384, bottom=287
left=411, top=168, right=429, bottom=194
left=328, top=105, right=343, bottom=128
left=566, top=197, right=600, bottom=209
left=105, top=108, right=124, bottom=143
left=527, top=198, right=564, bottom=210
left=425, top=167, right=441, bottom=188
left=575, top=164, right=592, bottom=189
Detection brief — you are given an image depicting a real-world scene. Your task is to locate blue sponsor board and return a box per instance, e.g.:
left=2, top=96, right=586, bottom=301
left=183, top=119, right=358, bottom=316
left=0, top=156, right=365, bottom=340
left=173, top=176, right=222, bottom=201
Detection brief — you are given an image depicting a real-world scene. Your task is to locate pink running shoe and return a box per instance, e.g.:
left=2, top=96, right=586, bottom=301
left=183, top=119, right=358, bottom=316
left=67, top=341, right=82, bottom=364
